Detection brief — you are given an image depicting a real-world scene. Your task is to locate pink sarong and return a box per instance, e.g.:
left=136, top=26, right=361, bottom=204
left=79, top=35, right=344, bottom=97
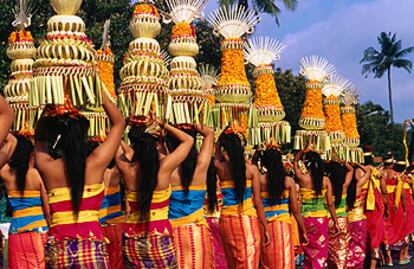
left=302, top=217, right=329, bottom=269
left=207, top=218, right=228, bottom=269
left=347, top=220, right=367, bottom=269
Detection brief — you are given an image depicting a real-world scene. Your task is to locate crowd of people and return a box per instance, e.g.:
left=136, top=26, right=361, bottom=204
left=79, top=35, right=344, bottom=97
left=0, top=93, right=413, bottom=269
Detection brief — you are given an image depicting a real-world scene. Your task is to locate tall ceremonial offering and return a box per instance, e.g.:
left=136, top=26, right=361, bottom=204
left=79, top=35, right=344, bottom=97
left=82, top=20, right=114, bottom=141
left=341, top=88, right=363, bottom=162
left=208, top=5, right=260, bottom=132
left=118, top=1, right=168, bottom=121
left=32, top=0, right=103, bottom=108
left=294, top=55, right=335, bottom=154
left=4, top=0, right=38, bottom=136
left=245, top=36, right=290, bottom=145
left=199, top=64, right=218, bottom=128
left=164, top=0, right=210, bottom=125
left=322, top=74, right=348, bottom=159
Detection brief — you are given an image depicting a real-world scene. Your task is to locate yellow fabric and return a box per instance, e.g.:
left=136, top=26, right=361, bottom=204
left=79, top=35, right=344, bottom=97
left=171, top=185, right=206, bottom=191
left=220, top=179, right=253, bottom=189
left=50, top=210, right=99, bottom=227
left=48, top=183, right=105, bottom=204
left=221, top=180, right=257, bottom=217
left=300, top=188, right=328, bottom=218
left=394, top=176, right=403, bottom=208
left=170, top=208, right=206, bottom=227
left=105, top=185, right=120, bottom=195
left=126, top=187, right=171, bottom=203
left=13, top=206, right=44, bottom=218
left=348, top=197, right=366, bottom=223
left=365, top=169, right=381, bottom=210
left=8, top=190, right=41, bottom=198
left=261, top=191, right=291, bottom=223
left=18, top=219, right=48, bottom=233
left=99, top=205, right=123, bottom=220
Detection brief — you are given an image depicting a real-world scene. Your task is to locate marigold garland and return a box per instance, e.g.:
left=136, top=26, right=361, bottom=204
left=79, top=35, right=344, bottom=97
left=301, top=88, right=324, bottom=119
left=324, top=96, right=343, bottom=132
left=341, top=107, right=359, bottom=139
left=133, top=4, right=159, bottom=17
left=8, top=31, right=33, bottom=44
left=171, top=22, right=195, bottom=38
left=254, top=72, right=282, bottom=108
left=217, top=40, right=249, bottom=86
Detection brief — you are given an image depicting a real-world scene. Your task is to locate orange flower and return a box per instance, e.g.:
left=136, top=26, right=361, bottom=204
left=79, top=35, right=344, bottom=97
left=217, top=40, right=249, bottom=86
left=133, top=3, right=159, bottom=17
left=8, top=31, right=33, bottom=44
left=97, top=60, right=115, bottom=97
left=341, top=108, right=359, bottom=139
left=254, top=72, right=283, bottom=108
left=301, top=88, right=324, bottom=119
left=171, top=22, right=195, bottom=38
left=323, top=96, right=343, bottom=132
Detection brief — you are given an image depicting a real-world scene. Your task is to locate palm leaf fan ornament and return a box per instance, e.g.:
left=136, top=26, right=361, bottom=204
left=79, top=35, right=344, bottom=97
left=245, top=36, right=285, bottom=66
left=164, top=0, right=206, bottom=23
left=322, top=74, right=352, bottom=97
left=342, top=87, right=359, bottom=107
left=12, top=0, right=33, bottom=31
left=300, top=55, right=336, bottom=82
left=199, top=64, right=218, bottom=90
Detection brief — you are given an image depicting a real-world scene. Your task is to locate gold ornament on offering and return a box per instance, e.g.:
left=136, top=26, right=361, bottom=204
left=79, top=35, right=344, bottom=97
left=32, top=0, right=103, bottom=108
left=5, top=0, right=39, bottom=136
left=341, top=88, right=360, bottom=147
left=118, top=2, right=168, bottom=120
left=199, top=64, right=218, bottom=106
left=164, top=0, right=210, bottom=126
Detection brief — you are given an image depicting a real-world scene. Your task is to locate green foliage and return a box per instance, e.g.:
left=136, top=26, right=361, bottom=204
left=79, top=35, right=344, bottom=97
left=357, top=101, right=407, bottom=159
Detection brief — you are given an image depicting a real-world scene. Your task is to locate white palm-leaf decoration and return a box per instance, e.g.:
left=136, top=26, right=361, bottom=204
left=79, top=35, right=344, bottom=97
left=300, top=55, right=336, bottom=82
left=208, top=5, right=260, bottom=39
left=160, top=50, right=172, bottom=66
left=342, top=87, right=359, bottom=106
left=101, top=19, right=111, bottom=50
left=245, top=36, right=285, bottom=66
left=199, top=64, right=218, bottom=89
left=322, top=74, right=352, bottom=97
left=165, top=0, right=206, bottom=23
left=12, top=0, right=33, bottom=30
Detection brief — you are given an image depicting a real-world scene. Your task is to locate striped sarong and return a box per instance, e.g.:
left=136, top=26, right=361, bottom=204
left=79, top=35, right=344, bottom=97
left=8, top=231, right=47, bottom=268
left=219, top=214, right=261, bottom=269
left=45, top=237, right=108, bottom=269
left=123, top=232, right=178, bottom=269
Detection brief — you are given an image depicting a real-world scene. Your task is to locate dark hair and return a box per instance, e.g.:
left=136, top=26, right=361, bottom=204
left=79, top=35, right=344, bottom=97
left=9, top=135, right=34, bottom=195
left=303, top=151, right=324, bottom=197
left=36, top=114, right=89, bottom=216
left=218, top=131, right=246, bottom=204
left=382, top=152, right=394, bottom=168
left=346, top=168, right=357, bottom=209
left=206, top=158, right=218, bottom=213
left=362, top=145, right=374, bottom=166
left=325, top=161, right=345, bottom=208
left=260, top=148, right=286, bottom=202
left=167, top=128, right=197, bottom=192
left=86, top=140, right=116, bottom=169
left=394, top=162, right=407, bottom=173
left=128, top=125, right=160, bottom=221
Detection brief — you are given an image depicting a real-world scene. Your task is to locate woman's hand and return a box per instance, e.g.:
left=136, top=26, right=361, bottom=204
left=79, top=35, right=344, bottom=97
left=300, top=232, right=309, bottom=246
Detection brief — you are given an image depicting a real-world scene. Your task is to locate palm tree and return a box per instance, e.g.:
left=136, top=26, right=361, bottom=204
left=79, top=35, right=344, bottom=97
left=360, top=32, right=414, bottom=123
left=219, top=0, right=298, bottom=25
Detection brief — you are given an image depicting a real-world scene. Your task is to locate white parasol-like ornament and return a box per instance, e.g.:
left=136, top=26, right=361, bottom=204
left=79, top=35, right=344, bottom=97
left=164, top=0, right=206, bottom=23
left=300, top=55, right=336, bottom=82
left=322, top=74, right=352, bottom=97
left=245, top=36, right=285, bottom=66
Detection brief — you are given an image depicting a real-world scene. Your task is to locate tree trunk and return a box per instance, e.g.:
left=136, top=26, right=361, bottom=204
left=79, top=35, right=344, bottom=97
left=387, top=67, right=394, bottom=123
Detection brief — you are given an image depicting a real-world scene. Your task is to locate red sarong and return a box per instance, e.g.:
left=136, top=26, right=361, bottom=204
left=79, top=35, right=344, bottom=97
left=207, top=218, right=228, bottom=269
left=365, top=188, right=385, bottom=250
left=403, top=188, right=414, bottom=236
left=9, top=231, right=47, bottom=268
left=347, top=220, right=367, bottom=269
left=385, top=192, right=405, bottom=245
left=102, top=224, right=123, bottom=269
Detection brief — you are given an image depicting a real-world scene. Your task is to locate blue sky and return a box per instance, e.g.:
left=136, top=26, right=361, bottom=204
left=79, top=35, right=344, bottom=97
left=204, top=0, right=414, bottom=122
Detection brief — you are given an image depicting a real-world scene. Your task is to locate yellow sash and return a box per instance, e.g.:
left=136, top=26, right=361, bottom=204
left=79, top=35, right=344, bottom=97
left=365, top=168, right=381, bottom=210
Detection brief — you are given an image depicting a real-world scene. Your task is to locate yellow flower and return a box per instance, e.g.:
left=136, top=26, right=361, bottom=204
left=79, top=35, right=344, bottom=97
left=254, top=72, right=283, bottom=108
left=341, top=108, right=359, bottom=139
left=217, top=38, right=249, bottom=86
left=133, top=4, right=159, bottom=17
left=323, top=96, right=343, bottom=132
left=8, top=31, right=33, bottom=44
left=97, top=60, right=115, bottom=97
left=171, top=22, right=195, bottom=38
left=301, top=88, right=324, bottom=119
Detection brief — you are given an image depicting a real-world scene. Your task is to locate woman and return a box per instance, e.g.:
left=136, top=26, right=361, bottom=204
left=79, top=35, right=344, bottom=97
left=325, top=161, right=354, bottom=269
left=214, top=128, right=270, bottom=269
left=85, top=141, right=125, bottom=269
left=256, top=145, right=308, bottom=269
left=116, top=120, right=193, bottom=268
left=346, top=163, right=371, bottom=269
left=167, top=124, right=214, bottom=268
left=34, top=93, right=125, bottom=268
left=293, top=150, right=338, bottom=269
left=0, top=134, right=49, bottom=268
left=362, top=147, right=387, bottom=269
left=0, top=96, right=13, bottom=145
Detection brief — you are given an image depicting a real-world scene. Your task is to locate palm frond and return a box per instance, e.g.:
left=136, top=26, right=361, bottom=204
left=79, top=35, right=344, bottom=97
left=281, top=0, right=298, bottom=10
left=393, top=59, right=412, bottom=73
left=395, top=46, right=414, bottom=58
left=219, top=0, right=236, bottom=6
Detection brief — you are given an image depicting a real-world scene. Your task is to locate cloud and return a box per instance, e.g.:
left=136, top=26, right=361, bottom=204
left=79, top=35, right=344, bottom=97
left=271, top=0, right=414, bottom=122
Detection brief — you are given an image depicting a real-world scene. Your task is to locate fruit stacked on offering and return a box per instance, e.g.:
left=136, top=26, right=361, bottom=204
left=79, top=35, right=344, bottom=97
left=4, top=0, right=38, bottom=136
left=294, top=55, right=335, bottom=153
left=32, top=0, right=103, bottom=108
left=118, top=1, right=168, bottom=120
left=208, top=5, right=260, bottom=132
left=163, top=0, right=210, bottom=125
left=245, top=36, right=291, bottom=145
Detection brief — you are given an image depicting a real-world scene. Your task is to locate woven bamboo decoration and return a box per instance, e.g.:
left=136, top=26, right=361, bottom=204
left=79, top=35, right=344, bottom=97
left=32, top=0, right=103, bottom=108
left=5, top=0, right=39, bottom=136
left=118, top=1, right=169, bottom=122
